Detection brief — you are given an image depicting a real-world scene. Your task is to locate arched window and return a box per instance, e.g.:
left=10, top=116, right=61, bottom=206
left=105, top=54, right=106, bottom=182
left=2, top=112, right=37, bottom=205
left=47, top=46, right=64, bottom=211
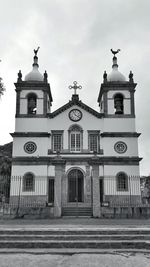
left=23, top=172, right=35, bottom=191
left=114, top=93, right=124, bottom=114
left=68, top=125, right=83, bottom=152
left=116, top=172, right=128, bottom=191
left=27, top=93, right=37, bottom=114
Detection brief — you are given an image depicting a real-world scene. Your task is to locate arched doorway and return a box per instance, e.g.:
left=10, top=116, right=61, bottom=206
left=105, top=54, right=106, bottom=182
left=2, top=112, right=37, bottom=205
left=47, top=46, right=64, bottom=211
left=68, top=169, right=84, bottom=202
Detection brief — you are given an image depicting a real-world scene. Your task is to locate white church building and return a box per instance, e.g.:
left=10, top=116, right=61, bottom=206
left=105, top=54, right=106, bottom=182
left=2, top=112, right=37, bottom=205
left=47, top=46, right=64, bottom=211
left=10, top=49, right=142, bottom=217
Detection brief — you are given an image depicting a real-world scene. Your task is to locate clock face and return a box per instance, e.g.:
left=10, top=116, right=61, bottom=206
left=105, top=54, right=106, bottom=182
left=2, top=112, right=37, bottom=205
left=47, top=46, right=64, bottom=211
left=69, top=109, right=82, bottom=121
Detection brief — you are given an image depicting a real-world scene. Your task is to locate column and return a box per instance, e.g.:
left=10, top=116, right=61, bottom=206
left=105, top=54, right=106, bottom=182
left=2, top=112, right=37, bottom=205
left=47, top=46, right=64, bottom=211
left=52, top=156, right=66, bottom=217
left=92, top=163, right=101, bottom=218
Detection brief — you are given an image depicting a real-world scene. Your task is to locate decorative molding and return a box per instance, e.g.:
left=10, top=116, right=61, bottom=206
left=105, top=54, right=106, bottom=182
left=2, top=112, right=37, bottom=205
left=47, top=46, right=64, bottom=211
left=16, top=91, right=20, bottom=116
left=104, top=114, right=135, bottom=118
left=101, top=132, right=141, bottom=138
left=15, top=114, right=47, bottom=118
left=47, top=149, right=104, bottom=155
left=14, top=81, right=53, bottom=103
left=12, top=156, right=51, bottom=165
left=10, top=132, right=51, bottom=137
left=12, top=155, right=142, bottom=166
left=48, top=99, right=103, bottom=119
left=130, top=90, right=135, bottom=115
left=103, top=91, right=108, bottom=114
left=98, top=82, right=137, bottom=103
left=114, top=141, right=127, bottom=154
left=89, top=156, right=142, bottom=166
left=24, top=141, right=37, bottom=154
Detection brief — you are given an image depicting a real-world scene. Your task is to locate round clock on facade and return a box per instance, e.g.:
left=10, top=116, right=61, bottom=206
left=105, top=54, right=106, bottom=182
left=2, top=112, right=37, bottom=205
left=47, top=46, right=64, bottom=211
left=24, top=141, right=37, bottom=154
left=114, top=141, right=127, bottom=154
left=69, top=109, right=82, bottom=121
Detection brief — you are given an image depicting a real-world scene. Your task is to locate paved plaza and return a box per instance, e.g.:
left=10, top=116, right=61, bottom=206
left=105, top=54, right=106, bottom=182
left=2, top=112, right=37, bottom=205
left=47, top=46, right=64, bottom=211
left=0, top=252, right=150, bottom=267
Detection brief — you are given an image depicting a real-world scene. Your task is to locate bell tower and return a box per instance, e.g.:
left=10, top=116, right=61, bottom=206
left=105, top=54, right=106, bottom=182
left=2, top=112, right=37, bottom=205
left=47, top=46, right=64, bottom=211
left=15, top=48, right=53, bottom=118
left=98, top=49, right=136, bottom=118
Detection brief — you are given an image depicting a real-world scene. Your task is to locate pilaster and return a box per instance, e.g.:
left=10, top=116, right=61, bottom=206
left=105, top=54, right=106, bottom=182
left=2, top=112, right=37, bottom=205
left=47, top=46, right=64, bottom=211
left=91, top=157, right=101, bottom=217
left=52, top=156, right=66, bottom=217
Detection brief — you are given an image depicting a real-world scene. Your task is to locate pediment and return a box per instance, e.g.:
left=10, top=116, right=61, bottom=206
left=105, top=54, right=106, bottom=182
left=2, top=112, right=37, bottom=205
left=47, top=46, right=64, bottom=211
left=49, top=97, right=103, bottom=119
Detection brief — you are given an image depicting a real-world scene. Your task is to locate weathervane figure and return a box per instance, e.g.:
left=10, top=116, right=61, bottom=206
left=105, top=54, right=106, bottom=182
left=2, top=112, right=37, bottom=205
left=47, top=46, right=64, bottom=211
left=110, top=49, right=121, bottom=56
left=69, top=81, right=82, bottom=95
left=34, top=47, right=40, bottom=56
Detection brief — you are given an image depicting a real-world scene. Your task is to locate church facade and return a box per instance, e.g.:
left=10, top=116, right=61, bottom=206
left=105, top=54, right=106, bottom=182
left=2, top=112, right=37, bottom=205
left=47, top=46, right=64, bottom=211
left=10, top=50, right=142, bottom=217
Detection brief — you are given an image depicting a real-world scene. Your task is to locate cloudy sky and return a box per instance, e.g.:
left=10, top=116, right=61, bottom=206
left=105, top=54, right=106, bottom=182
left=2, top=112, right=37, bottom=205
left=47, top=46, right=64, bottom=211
left=0, top=0, right=149, bottom=175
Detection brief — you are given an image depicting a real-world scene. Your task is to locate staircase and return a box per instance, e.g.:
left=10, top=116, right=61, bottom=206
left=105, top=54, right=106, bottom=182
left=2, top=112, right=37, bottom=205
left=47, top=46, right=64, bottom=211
left=1, top=228, right=150, bottom=250
left=62, top=207, right=92, bottom=217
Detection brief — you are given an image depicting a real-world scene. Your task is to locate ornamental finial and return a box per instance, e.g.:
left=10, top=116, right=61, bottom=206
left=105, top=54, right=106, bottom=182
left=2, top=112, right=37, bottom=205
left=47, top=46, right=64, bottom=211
left=69, top=81, right=82, bottom=95
left=110, top=48, right=121, bottom=56
left=33, top=47, right=40, bottom=67
left=34, top=47, right=40, bottom=56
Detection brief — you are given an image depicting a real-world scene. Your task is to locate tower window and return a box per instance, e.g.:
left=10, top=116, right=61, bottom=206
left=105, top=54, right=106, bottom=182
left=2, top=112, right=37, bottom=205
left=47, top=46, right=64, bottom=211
left=27, top=93, right=37, bottom=114
left=116, top=172, right=128, bottom=191
left=114, top=93, right=124, bottom=114
left=23, top=172, right=35, bottom=192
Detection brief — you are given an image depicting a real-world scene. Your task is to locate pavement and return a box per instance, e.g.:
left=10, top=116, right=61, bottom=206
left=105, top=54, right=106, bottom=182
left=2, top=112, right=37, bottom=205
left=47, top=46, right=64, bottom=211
left=0, top=252, right=150, bottom=267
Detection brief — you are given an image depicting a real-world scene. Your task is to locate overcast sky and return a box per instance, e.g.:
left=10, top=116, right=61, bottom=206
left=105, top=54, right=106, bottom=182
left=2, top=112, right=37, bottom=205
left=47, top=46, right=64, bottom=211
left=0, top=0, right=149, bottom=175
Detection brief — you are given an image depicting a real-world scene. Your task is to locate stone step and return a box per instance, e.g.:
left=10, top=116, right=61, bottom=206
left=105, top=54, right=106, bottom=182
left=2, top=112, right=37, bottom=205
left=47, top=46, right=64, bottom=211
left=1, top=228, right=150, bottom=249
left=0, top=240, right=150, bottom=249
left=1, top=229, right=150, bottom=235
left=62, top=207, right=92, bottom=216
left=1, top=234, right=150, bottom=241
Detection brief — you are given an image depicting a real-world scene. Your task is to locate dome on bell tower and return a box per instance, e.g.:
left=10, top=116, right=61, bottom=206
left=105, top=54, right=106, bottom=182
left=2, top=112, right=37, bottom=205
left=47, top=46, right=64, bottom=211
left=25, top=47, right=44, bottom=82
left=107, top=49, right=126, bottom=82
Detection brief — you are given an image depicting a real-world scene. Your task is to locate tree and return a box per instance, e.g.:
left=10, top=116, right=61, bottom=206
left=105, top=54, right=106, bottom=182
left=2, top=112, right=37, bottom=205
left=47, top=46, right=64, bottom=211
left=0, top=77, right=5, bottom=98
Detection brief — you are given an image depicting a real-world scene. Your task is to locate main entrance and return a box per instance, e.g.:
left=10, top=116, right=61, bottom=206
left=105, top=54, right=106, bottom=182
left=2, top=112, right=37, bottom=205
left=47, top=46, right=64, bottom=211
left=68, top=169, right=84, bottom=202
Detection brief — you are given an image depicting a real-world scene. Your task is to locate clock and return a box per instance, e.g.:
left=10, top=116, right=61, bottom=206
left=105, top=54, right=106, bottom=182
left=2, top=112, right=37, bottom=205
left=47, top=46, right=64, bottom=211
left=69, top=109, right=82, bottom=121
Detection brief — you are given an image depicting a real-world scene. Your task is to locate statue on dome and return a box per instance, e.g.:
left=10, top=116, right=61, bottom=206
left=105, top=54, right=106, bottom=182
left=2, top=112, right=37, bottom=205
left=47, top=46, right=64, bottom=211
left=34, top=47, right=40, bottom=56
left=111, top=49, right=121, bottom=56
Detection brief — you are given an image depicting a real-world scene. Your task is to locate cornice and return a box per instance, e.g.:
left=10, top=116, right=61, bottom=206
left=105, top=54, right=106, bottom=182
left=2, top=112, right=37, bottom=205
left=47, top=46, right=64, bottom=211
left=101, top=132, right=141, bottom=138
left=10, top=132, right=51, bottom=137
left=12, top=156, right=142, bottom=166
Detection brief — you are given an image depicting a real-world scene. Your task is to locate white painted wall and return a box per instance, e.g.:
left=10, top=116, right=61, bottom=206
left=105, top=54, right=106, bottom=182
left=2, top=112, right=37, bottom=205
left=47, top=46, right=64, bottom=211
left=10, top=176, right=47, bottom=196
left=104, top=118, right=136, bottom=132
left=102, top=137, right=139, bottom=157
left=12, top=137, right=50, bottom=157
left=10, top=165, right=48, bottom=195
left=48, top=165, right=55, bottom=176
left=11, top=165, right=48, bottom=177
left=15, top=118, right=48, bottom=132
left=104, top=176, right=141, bottom=195
left=103, top=165, right=140, bottom=177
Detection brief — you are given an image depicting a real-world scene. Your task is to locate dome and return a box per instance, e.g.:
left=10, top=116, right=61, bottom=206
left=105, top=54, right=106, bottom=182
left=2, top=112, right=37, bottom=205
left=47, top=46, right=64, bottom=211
left=107, top=51, right=126, bottom=82
left=107, top=67, right=126, bottom=82
left=25, top=48, right=43, bottom=82
left=25, top=65, right=43, bottom=82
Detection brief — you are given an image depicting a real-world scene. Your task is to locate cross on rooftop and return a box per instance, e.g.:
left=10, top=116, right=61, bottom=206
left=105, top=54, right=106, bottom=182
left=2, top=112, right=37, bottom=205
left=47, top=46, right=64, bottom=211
left=69, top=81, right=82, bottom=95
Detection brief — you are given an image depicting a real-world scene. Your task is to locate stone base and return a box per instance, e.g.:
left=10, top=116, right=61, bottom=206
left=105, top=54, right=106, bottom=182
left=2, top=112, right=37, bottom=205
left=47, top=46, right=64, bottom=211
left=9, top=195, right=48, bottom=207
left=104, top=195, right=141, bottom=206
